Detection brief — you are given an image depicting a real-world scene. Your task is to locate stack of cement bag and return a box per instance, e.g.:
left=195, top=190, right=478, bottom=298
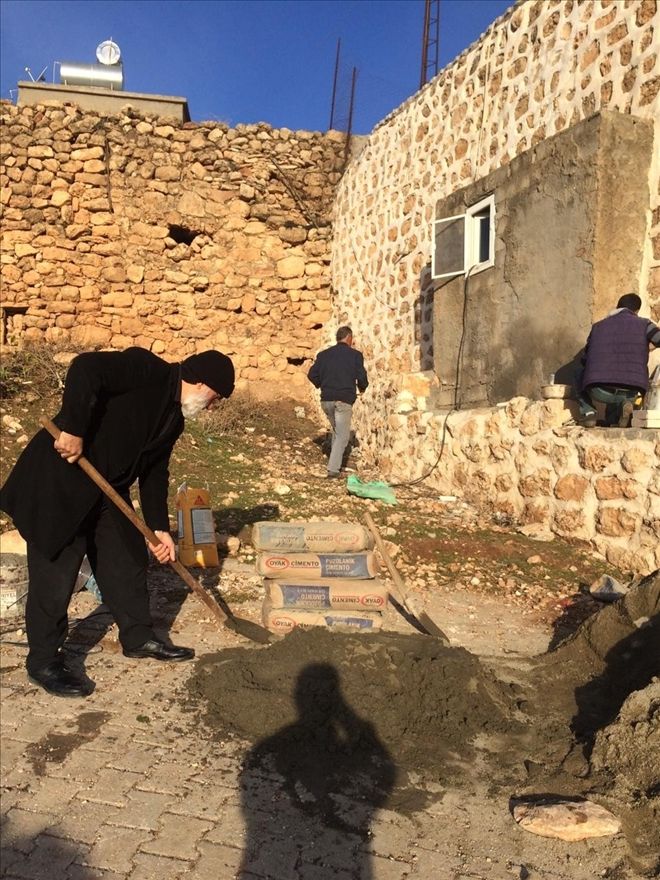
left=253, top=521, right=388, bottom=635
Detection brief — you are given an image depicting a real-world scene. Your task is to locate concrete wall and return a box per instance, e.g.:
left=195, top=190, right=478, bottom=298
left=433, top=111, right=654, bottom=408
left=17, top=82, right=191, bottom=123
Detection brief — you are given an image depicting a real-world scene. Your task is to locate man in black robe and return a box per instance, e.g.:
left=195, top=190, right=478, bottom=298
left=0, top=347, right=234, bottom=697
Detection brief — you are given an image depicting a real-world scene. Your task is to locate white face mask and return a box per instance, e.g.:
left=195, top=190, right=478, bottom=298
left=181, top=388, right=214, bottom=419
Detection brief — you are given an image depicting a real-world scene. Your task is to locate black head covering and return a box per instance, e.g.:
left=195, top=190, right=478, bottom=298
left=181, top=351, right=235, bottom=398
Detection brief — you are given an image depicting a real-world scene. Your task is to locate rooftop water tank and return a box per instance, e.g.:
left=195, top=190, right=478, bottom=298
left=59, top=40, right=123, bottom=90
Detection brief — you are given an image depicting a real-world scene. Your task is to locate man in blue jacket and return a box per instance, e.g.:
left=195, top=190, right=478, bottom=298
left=578, top=293, right=660, bottom=427
left=0, top=347, right=234, bottom=697
left=308, top=326, right=368, bottom=477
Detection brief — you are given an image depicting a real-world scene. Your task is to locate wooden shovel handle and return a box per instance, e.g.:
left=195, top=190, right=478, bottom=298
left=365, top=511, right=450, bottom=644
left=39, top=416, right=231, bottom=626
left=364, top=511, right=409, bottom=605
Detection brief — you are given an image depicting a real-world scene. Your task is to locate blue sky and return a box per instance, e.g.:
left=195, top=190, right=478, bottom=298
left=1, top=0, right=511, bottom=134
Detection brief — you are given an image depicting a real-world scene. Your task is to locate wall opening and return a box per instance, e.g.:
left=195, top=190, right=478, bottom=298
left=168, top=224, right=199, bottom=245
left=1, top=306, right=29, bottom=346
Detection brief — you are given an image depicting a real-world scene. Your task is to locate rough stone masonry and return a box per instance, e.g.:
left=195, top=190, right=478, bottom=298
left=0, top=103, right=347, bottom=394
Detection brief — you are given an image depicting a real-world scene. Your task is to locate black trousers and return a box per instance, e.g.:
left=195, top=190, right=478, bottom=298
left=25, top=499, right=154, bottom=673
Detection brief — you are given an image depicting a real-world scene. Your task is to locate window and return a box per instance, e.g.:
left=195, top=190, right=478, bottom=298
left=431, top=193, right=495, bottom=279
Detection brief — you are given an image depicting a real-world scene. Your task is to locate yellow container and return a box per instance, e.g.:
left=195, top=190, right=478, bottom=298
left=175, top=483, right=219, bottom=567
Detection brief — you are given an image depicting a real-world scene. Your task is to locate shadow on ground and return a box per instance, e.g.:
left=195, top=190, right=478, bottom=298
left=238, top=663, right=395, bottom=878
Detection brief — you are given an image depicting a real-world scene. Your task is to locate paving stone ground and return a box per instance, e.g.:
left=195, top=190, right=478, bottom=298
left=0, top=566, right=633, bottom=880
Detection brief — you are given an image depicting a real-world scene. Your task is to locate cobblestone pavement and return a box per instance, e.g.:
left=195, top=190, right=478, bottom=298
left=0, top=568, right=632, bottom=880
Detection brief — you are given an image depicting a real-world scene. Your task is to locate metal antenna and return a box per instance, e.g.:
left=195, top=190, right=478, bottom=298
left=329, top=38, right=341, bottom=130
left=23, top=65, right=47, bottom=83
left=419, top=0, right=440, bottom=89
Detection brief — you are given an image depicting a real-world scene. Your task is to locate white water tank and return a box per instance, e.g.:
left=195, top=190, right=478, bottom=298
left=59, top=61, right=124, bottom=89
left=59, top=40, right=123, bottom=90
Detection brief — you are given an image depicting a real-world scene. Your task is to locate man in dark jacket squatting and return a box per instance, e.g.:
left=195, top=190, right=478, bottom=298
left=0, top=347, right=234, bottom=697
left=578, top=293, right=660, bottom=427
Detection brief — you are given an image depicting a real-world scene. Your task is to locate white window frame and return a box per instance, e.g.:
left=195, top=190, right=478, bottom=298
left=431, top=193, right=496, bottom=280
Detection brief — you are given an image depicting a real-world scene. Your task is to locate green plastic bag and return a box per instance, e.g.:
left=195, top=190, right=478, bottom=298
left=346, top=475, right=397, bottom=505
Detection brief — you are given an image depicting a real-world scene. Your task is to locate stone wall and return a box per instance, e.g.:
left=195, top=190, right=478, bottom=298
left=332, top=0, right=659, bottom=392
left=330, top=0, right=659, bottom=572
left=0, top=101, right=347, bottom=393
left=384, top=391, right=660, bottom=575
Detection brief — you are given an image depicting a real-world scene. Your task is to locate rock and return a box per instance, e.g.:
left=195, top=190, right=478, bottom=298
left=216, top=534, right=241, bottom=556
left=517, top=524, right=554, bottom=542
left=589, top=573, right=630, bottom=602
left=0, top=529, right=27, bottom=556
left=526, top=555, right=542, bottom=565
left=273, top=484, right=291, bottom=495
left=2, top=415, right=22, bottom=433
left=382, top=540, right=400, bottom=558
left=276, top=255, right=305, bottom=279
left=512, top=798, right=621, bottom=841
left=53, top=351, right=77, bottom=366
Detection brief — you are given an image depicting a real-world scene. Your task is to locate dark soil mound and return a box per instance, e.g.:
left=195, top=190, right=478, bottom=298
left=591, top=681, right=660, bottom=876
left=529, top=572, right=659, bottom=752
left=521, top=573, right=660, bottom=875
left=188, top=628, right=520, bottom=780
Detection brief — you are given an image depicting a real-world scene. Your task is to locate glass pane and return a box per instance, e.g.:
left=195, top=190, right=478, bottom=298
left=433, top=215, right=465, bottom=278
left=477, top=211, right=490, bottom=263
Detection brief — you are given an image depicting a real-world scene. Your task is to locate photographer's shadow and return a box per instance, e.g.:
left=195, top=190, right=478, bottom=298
left=239, top=663, right=395, bottom=878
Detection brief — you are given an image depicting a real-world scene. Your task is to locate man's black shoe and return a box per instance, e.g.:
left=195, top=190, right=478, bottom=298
left=123, top=638, right=195, bottom=662
left=28, top=659, right=94, bottom=698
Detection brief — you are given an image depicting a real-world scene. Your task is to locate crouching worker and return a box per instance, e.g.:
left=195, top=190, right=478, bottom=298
left=0, top=347, right=234, bottom=697
left=577, top=293, right=660, bottom=427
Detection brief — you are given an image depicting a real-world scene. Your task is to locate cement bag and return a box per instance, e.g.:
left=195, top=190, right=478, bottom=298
left=262, top=602, right=383, bottom=635
left=256, top=551, right=379, bottom=579
left=265, top=578, right=388, bottom=611
left=253, top=521, right=373, bottom=553
left=176, top=482, right=219, bottom=567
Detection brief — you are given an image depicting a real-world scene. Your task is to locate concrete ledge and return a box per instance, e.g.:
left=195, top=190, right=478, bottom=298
left=17, top=81, right=190, bottom=122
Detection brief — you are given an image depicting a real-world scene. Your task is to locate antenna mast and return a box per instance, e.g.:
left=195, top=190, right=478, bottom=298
left=419, top=0, right=440, bottom=89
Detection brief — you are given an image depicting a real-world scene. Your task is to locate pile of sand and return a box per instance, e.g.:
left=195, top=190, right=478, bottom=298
left=188, top=628, right=519, bottom=780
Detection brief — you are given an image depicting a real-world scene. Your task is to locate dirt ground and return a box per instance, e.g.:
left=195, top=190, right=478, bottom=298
left=185, top=575, right=659, bottom=878
left=1, top=377, right=659, bottom=879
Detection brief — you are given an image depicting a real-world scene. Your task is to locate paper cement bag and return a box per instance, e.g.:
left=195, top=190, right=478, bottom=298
left=264, top=578, right=388, bottom=611
left=176, top=482, right=219, bottom=567
left=252, top=521, right=373, bottom=553
left=262, top=602, right=383, bottom=635
left=256, top=551, right=379, bottom=579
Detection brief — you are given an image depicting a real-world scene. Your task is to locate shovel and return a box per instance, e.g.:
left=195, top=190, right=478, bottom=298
left=41, top=417, right=274, bottom=646
left=364, top=512, right=450, bottom=645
